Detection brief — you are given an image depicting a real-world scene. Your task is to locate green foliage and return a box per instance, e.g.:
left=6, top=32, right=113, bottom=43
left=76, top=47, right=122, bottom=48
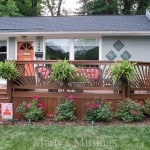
left=16, top=96, right=45, bottom=121
left=79, top=0, right=150, bottom=15
left=51, top=60, right=75, bottom=82
left=143, top=98, right=150, bottom=116
left=116, top=98, right=144, bottom=122
left=84, top=100, right=112, bottom=122
left=109, top=61, right=136, bottom=85
left=0, top=0, right=21, bottom=16
left=50, top=59, right=86, bottom=83
left=15, top=0, right=42, bottom=16
left=0, top=0, right=42, bottom=16
left=55, top=95, right=77, bottom=121
left=0, top=61, right=19, bottom=80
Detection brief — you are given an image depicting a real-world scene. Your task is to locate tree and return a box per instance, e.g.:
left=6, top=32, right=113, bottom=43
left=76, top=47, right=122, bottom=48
left=78, top=0, right=150, bottom=15
left=43, top=0, right=64, bottom=16
left=0, top=0, right=21, bottom=16
left=15, top=0, right=42, bottom=16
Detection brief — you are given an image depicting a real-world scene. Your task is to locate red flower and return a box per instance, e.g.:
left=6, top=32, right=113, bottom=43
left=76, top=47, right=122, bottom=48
left=66, top=95, right=77, bottom=103
left=130, top=110, right=137, bottom=115
left=32, top=95, right=39, bottom=100
left=26, top=103, right=32, bottom=110
left=38, top=101, right=45, bottom=109
left=94, top=103, right=100, bottom=108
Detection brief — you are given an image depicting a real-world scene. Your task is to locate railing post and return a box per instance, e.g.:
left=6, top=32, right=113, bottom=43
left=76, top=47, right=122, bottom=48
left=126, top=83, right=130, bottom=98
left=121, top=85, right=126, bottom=100
left=7, top=80, right=12, bottom=102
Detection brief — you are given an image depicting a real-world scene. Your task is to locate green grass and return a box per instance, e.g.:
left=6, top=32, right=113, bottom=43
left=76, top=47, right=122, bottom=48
left=0, top=125, right=150, bottom=150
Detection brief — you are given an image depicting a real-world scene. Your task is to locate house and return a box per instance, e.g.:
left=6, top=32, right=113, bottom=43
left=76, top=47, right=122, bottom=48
left=0, top=10, right=150, bottom=84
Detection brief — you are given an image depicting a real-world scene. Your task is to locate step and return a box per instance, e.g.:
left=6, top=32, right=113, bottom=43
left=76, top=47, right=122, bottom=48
left=0, top=98, right=10, bottom=103
left=0, top=91, right=7, bottom=96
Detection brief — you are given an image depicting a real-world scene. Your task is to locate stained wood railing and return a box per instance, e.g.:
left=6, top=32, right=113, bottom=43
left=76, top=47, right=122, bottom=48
left=11, top=60, right=121, bottom=92
left=8, top=60, right=150, bottom=99
left=7, top=60, right=150, bottom=119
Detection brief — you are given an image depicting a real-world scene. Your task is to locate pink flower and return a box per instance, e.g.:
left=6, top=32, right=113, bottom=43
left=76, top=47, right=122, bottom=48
left=66, top=95, right=77, bottom=103
left=38, top=101, right=45, bottom=109
left=47, top=113, right=54, bottom=118
left=94, top=103, right=100, bottom=108
left=32, top=95, right=39, bottom=100
left=131, top=110, right=137, bottom=115
left=26, top=103, right=32, bottom=110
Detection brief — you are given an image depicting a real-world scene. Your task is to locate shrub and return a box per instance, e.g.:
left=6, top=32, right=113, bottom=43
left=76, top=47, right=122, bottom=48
left=84, top=100, right=112, bottom=122
left=16, top=96, right=45, bottom=121
left=116, top=98, right=144, bottom=122
left=55, top=95, right=77, bottom=121
left=143, top=98, right=150, bottom=116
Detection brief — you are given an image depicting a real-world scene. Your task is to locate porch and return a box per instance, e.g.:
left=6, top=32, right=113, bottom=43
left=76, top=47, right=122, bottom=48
left=2, top=60, right=150, bottom=119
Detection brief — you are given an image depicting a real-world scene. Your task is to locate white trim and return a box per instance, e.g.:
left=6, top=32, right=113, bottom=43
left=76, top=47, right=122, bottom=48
left=1, top=31, right=150, bottom=38
left=43, top=38, right=46, bottom=60
left=99, top=37, right=102, bottom=60
left=69, top=38, right=74, bottom=60
left=7, top=38, right=9, bottom=60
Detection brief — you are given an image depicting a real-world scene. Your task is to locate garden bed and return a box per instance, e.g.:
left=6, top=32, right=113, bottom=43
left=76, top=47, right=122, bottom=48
left=2, top=117, right=150, bottom=127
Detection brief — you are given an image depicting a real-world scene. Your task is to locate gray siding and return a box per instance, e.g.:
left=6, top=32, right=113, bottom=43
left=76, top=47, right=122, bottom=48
left=102, top=36, right=150, bottom=61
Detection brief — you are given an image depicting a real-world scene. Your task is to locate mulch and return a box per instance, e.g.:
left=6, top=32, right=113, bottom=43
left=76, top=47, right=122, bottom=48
left=1, top=117, right=150, bottom=127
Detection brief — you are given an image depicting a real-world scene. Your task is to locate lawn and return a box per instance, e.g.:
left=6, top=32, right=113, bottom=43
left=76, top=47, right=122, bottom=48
left=0, top=125, right=149, bottom=150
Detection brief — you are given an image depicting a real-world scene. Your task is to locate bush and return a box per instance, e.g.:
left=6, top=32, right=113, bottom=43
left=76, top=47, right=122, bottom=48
left=16, top=96, right=45, bottom=121
left=143, top=98, right=150, bottom=116
left=55, top=95, right=77, bottom=121
left=84, top=100, right=112, bottom=122
left=116, top=98, right=144, bottom=122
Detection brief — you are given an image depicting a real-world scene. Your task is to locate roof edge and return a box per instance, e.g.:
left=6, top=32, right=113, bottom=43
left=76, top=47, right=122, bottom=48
left=0, top=31, right=150, bottom=38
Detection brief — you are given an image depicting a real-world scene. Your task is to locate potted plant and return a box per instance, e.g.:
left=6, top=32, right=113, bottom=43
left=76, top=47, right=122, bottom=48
left=50, top=59, right=86, bottom=92
left=109, top=61, right=136, bottom=94
left=0, top=61, right=19, bottom=80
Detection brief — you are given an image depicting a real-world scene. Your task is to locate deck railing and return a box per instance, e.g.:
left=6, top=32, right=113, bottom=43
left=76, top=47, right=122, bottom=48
left=7, top=60, right=150, bottom=119
left=11, top=60, right=121, bottom=92
left=7, top=60, right=150, bottom=100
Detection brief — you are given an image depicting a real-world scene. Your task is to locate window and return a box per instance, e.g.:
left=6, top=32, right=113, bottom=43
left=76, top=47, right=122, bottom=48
left=74, top=39, right=99, bottom=60
left=46, top=39, right=70, bottom=60
left=0, top=41, right=7, bottom=62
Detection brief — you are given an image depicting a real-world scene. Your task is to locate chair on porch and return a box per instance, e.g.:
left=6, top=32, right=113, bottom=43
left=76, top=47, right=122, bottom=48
left=35, top=66, right=50, bottom=85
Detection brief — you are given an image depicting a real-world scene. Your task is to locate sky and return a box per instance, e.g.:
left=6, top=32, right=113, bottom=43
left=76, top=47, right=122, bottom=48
left=63, top=0, right=80, bottom=12
left=62, top=0, right=81, bottom=15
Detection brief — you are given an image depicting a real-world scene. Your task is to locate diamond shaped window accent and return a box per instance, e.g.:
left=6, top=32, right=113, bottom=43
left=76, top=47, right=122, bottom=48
left=120, top=51, right=131, bottom=60
left=106, top=50, right=117, bottom=60
left=113, top=40, right=124, bottom=51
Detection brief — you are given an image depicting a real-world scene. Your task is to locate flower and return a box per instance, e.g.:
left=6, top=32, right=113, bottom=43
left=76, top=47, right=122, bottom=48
left=47, top=113, right=54, bottom=119
left=32, top=95, right=39, bottom=100
left=85, top=100, right=112, bottom=121
left=130, top=110, right=137, bottom=115
left=38, top=101, right=45, bottom=109
left=26, top=103, right=32, bottom=110
left=16, top=96, right=45, bottom=121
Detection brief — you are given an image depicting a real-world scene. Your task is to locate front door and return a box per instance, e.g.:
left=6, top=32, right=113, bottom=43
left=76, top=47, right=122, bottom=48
left=17, top=42, right=34, bottom=76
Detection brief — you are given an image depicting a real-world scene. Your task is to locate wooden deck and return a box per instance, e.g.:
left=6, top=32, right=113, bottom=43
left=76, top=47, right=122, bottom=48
left=3, top=60, right=150, bottom=119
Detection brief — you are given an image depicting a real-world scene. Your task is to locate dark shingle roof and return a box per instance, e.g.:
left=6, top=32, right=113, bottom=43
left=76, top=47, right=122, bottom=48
left=0, top=15, right=149, bottom=33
